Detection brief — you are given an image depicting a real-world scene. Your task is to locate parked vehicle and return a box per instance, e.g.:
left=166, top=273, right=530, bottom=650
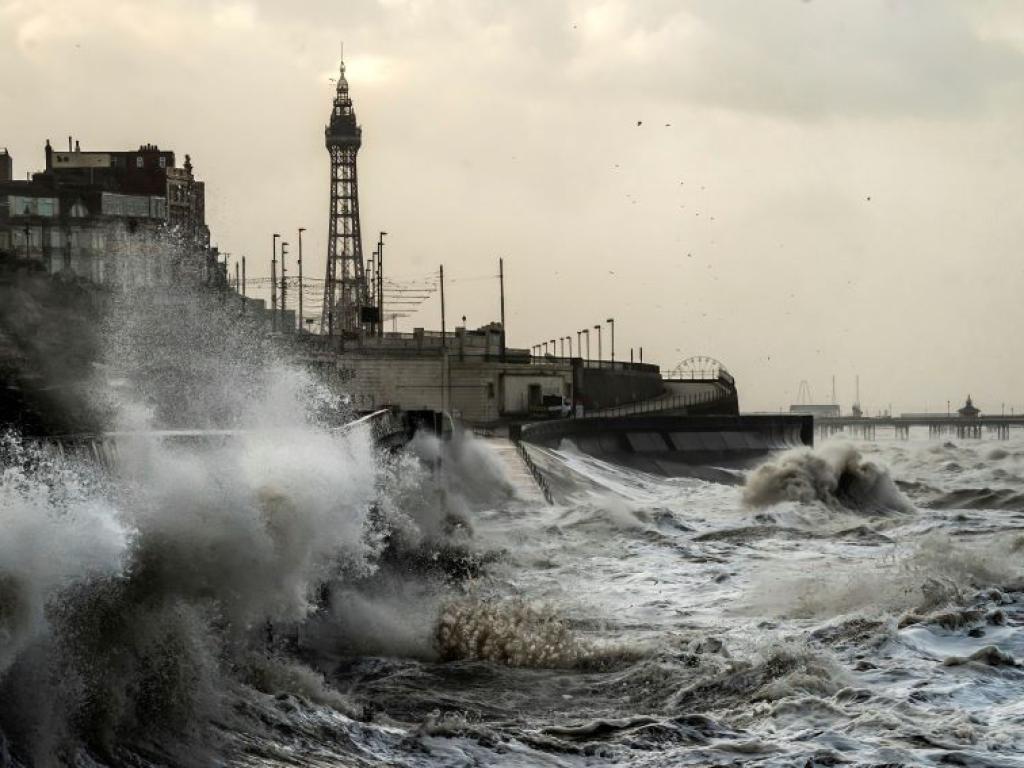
left=530, top=394, right=572, bottom=419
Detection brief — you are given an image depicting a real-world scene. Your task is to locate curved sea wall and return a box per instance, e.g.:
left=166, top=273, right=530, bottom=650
left=522, top=414, right=813, bottom=474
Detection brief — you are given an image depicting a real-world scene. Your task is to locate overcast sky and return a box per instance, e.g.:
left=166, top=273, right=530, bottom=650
left=3, top=0, right=1024, bottom=413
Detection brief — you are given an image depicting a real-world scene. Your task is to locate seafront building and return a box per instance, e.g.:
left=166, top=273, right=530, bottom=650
left=0, top=141, right=220, bottom=288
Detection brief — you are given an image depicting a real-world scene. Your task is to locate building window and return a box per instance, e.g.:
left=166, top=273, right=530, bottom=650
left=136, top=156, right=143, bottom=168
left=159, top=157, right=167, bottom=168
left=487, top=382, right=495, bottom=399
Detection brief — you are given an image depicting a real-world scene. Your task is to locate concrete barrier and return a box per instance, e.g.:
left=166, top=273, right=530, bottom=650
left=521, top=414, right=813, bottom=475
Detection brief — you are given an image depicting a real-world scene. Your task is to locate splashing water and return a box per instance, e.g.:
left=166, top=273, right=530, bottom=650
left=4, top=283, right=1024, bottom=765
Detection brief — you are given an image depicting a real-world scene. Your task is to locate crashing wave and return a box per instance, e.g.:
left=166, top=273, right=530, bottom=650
left=742, top=443, right=913, bottom=514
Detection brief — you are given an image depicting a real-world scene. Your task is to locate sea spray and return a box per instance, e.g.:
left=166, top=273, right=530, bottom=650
left=436, top=597, right=585, bottom=668
left=0, top=435, right=130, bottom=675
left=743, top=443, right=913, bottom=514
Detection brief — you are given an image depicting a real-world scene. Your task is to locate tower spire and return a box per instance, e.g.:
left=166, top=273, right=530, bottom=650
left=321, top=48, right=367, bottom=335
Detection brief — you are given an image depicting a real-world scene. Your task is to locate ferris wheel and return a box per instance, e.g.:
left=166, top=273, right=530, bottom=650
left=666, top=356, right=729, bottom=381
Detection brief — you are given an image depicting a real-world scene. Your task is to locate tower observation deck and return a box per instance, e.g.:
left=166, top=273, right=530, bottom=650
left=321, top=55, right=367, bottom=335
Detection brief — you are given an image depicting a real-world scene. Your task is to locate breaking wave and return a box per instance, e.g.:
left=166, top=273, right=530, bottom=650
left=743, top=443, right=913, bottom=514
left=742, top=532, right=1024, bottom=620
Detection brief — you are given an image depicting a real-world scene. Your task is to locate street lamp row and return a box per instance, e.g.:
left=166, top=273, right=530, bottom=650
left=270, top=230, right=306, bottom=332
left=534, top=317, right=615, bottom=366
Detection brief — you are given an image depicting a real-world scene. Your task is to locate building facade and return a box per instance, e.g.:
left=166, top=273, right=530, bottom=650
left=0, top=140, right=218, bottom=290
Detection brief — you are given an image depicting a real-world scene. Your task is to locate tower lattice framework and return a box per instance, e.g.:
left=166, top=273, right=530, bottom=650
left=321, top=56, right=367, bottom=335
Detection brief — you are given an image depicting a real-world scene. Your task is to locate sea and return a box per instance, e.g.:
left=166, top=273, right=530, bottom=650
left=1, top=303, right=1022, bottom=766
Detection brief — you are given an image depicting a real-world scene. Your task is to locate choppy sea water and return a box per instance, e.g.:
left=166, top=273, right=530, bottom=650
left=2, top=425, right=1023, bottom=767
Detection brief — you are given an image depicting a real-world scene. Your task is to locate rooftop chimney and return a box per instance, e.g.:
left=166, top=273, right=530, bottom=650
left=0, top=148, right=11, bottom=182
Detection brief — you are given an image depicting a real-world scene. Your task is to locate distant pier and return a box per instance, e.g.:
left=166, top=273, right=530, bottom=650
left=813, top=415, right=1022, bottom=440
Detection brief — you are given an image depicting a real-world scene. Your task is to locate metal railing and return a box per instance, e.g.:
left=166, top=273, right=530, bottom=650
left=664, top=370, right=736, bottom=387
left=514, top=440, right=554, bottom=505
left=528, top=355, right=660, bottom=373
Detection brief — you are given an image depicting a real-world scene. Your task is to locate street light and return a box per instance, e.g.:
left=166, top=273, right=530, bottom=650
left=271, top=233, right=280, bottom=331
left=606, top=318, right=615, bottom=365
left=576, top=330, right=582, bottom=359
left=594, top=324, right=602, bottom=366
left=280, top=241, right=289, bottom=328
left=377, top=231, right=387, bottom=338
left=297, top=227, right=305, bottom=332
left=582, top=328, right=590, bottom=364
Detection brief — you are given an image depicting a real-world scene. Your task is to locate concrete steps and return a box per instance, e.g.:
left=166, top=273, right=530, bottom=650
left=481, top=437, right=549, bottom=504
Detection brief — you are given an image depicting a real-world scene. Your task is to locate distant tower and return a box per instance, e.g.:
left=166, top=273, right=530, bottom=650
left=321, top=53, right=367, bottom=335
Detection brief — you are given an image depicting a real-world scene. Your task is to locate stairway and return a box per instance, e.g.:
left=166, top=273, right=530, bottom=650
left=479, top=437, right=551, bottom=504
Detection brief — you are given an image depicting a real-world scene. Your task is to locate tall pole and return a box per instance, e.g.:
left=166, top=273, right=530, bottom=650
left=235, top=261, right=239, bottom=293
left=280, top=241, right=289, bottom=330
left=583, top=329, right=590, bottom=364
left=577, top=330, right=582, bottom=359
left=241, top=256, right=247, bottom=314
left=567, top=335, right=573, bottom=357
left=297, top=228, right=305, bottom=332
left=368, top=250, right=376, bottom=316
left=594, top=324, right=602, bottom=367
left=439, top=265, right=446, bottom=347
left=499, top=257, right=506, bottom=362
left=440, top=264, right=448, bottom=414
left=607, top=318, right=615, bottom=365
left=377, top=232, right=386, bottom=338
left=220, top=251, right=229, bottom=302
left=271, top=233, right=280, bottom=331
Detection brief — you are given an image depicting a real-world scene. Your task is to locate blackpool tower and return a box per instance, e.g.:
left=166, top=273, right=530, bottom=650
left=321, top=54, right=367, bottom=335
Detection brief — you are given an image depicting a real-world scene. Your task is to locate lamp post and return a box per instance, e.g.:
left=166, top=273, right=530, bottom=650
left=220, top=251, right=230, bottom=301
left=567, top=335, right=573, bottom=358
left=576, top=330, right=582, bottom=359
left=377, top=231, right=387, bottom=338
left=607, top=318, right=615, bottom=364
left=297, top=228, right=305, bottom=332
left=271, top=233, right=280, bottom=331
left=582, top=329, right=590, bottom=364
left=280, top=241, right=289, bottom=329
left=550, top=338, right=556, bottom=357
left=594, top=324, right=602, bottom=366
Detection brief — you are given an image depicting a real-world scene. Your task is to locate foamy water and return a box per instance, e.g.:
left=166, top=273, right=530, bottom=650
left=2, top=287, right=1023, bottom=768
left=4, top=421, right=1024, bottom=767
